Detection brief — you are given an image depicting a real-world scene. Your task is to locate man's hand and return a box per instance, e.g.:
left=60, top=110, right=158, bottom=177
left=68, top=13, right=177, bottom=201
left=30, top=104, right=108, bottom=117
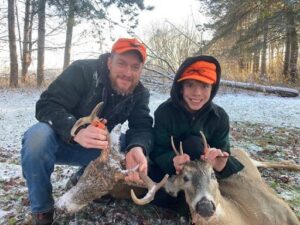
left=125, top=146, right=147, bottom=183
left=173, top=154, right=190, bottom=174
left=73, top=124, right=108, bottom=149
left=201, top=148, right=229, bottom=172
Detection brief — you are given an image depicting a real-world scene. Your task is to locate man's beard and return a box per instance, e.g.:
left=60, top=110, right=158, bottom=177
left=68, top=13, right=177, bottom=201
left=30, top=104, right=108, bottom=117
left=110, top=76, right=139, bottom=96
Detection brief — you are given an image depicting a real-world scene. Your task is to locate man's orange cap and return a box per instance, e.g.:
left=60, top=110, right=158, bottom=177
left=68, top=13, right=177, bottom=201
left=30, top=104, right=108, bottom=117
left=177, top=61, right=217, bottom=84
left=111, top=38, right=146, bottom=63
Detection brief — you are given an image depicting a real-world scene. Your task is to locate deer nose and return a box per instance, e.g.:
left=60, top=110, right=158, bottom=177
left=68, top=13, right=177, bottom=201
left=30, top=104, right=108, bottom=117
left=195, top=197, right=216, bottom=217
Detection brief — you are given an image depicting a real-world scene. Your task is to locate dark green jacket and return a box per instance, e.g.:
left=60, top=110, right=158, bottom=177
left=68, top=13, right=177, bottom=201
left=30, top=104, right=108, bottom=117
left=36, top=53, right=153, bottom=154
left=150, top=55, right=243, bottom=178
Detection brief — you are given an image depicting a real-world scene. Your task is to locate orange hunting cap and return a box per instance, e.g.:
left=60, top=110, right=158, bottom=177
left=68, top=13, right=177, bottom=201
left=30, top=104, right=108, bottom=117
left=177, top=61, right=217, bottom=84
left=111, top=38, right=146, bottom=63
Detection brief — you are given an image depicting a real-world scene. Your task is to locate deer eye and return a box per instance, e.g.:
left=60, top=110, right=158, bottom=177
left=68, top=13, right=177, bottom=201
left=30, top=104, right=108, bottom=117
left=183, top=175, right=190, bottom=182
left=211, top=172, right=216, bottom=179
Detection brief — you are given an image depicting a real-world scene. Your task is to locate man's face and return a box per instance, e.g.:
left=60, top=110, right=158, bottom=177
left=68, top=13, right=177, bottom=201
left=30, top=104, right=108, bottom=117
left=182, top=79, right=212, bottom=112
left=107, top=51, right=143, bottom=95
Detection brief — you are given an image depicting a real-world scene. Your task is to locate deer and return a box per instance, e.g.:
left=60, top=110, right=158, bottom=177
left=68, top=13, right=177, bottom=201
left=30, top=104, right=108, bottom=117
left=56, top=102, right=300, bottom=224
left=55, top=102, right=168, bottom=213
left=132, top=132, right=300, bottom=225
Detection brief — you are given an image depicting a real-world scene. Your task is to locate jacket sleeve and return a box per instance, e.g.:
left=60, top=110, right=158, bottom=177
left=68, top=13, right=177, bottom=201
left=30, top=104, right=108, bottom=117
left=125, top=89, right=154, bottom=156
left=210, top=107, right=244, bottom=179
left=150, top=105, right=176, bottom=175
left=35, top=61, right=91, bottom=142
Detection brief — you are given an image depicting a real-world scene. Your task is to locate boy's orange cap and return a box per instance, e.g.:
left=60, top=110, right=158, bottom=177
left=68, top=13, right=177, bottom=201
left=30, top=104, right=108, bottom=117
left=111, top=38, right=146, bottom=63
left=177, top=61, right=217, bottom=84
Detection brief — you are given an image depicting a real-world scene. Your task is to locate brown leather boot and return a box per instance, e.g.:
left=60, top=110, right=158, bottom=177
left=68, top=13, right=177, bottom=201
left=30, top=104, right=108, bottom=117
left=32, top=210, right=54, bottom=225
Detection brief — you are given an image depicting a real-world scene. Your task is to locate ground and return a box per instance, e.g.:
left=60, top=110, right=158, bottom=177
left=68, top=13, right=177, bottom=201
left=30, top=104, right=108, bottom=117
left=0, top=88, right=299, bottom=224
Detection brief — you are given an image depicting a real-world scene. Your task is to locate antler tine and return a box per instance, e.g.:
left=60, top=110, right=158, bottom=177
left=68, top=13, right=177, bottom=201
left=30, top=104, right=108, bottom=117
left=200, top=131, right=209, bottom=156
left=171, top=136, right=180, bottom=156
left=131, top=173, right=169, bottom=205
left=70, top=102, right=104, bottom=136
left=90, top=102, right=104, bottom=121
left=179, top=141, right=184, bottom=155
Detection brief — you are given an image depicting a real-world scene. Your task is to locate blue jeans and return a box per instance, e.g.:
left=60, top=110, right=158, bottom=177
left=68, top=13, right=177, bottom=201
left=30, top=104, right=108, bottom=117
left=21, top=122, right=103, bottom=214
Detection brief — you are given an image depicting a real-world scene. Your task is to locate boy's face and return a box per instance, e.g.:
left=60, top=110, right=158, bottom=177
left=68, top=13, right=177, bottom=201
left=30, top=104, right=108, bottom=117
left=107, top=51, right=143, bottom=95
left=182, top=79, right=212, bottom=112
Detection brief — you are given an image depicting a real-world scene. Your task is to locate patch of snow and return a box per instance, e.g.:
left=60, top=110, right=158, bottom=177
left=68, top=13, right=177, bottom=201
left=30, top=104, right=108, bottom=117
left=1, top=89, right=299, bottom=152
left=0, top=162, right=22, bottom=181
left=214, top=93, right=300, bottom=128
left=0, top=209, right=9, bottom=219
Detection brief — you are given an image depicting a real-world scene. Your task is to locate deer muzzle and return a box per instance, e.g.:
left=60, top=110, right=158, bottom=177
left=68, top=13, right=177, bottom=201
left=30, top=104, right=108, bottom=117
left=195, top=196, right=216, bottom=218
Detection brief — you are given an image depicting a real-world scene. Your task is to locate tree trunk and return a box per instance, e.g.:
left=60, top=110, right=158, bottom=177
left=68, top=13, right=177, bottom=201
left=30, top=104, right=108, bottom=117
left=252, top=48, right=259, bottom=74
left=8, top=0, right=18, bottom=87
left=283, top=12, right=291, bottom=78
left=22, top=0, right=32, bottom=83
left=260, top=22, right=267, bottom=80
left=220, top=80, right=299, bottom=97
left=37, top=0, right=46, bottom=87
left=63, top=0, right=75, bottom=70
left=289, top=13, right=298, bottom=83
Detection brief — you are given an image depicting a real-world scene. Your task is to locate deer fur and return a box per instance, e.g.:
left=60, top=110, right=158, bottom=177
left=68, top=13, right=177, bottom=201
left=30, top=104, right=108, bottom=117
left=163, top=146, right=300, bottom=225
left=56, top=103, right=168, bottom=214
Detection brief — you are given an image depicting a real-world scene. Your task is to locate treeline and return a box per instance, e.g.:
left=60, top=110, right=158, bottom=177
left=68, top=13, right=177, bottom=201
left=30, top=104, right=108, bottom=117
left=199, top=0, right=299, bottom=84
left=2, top=0, right=300, bottom=88
left=4, top=0, right=152, bottom=87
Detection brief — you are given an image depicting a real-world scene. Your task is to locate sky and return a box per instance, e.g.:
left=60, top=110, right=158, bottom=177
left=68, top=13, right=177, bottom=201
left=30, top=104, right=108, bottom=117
left=42, top=0, right=206, bottom=69
left=0, top=0, right=206, bottom=71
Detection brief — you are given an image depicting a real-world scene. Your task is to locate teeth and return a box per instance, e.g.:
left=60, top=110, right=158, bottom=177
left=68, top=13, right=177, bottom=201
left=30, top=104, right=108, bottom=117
left=190, top=99, right=201, bottom=103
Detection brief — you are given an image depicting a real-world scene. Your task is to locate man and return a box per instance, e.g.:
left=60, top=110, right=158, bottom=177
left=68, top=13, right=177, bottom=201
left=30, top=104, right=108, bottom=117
left=21, top=38, right=153, bottom=225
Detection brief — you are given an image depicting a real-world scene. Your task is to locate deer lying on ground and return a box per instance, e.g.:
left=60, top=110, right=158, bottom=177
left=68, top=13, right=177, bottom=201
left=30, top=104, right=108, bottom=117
left=56, top=102, right=300, bottom=224
left=132, top=132, right=300, bottom=225
left=55, top=102, right=168, bottom=213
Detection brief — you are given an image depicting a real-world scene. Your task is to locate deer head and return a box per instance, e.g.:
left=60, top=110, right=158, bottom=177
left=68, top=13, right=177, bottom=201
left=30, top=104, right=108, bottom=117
left=56, top=102, right=168, bottom=213
left=165, top=132, right=221, bottom=223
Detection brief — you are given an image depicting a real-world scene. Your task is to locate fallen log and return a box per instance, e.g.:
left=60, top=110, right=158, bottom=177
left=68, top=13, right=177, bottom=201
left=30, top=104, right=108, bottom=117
left=220, top=80, right=299, bottom=97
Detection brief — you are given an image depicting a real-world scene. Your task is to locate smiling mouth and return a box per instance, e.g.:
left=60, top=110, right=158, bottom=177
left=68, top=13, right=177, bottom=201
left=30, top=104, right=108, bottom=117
left=118, top=75, right=132, bottom=82
left=190, top=98, right=202, bottom=103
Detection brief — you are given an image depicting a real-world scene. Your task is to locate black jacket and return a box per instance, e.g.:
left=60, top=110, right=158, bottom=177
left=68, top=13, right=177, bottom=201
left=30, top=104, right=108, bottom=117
left=36, top=53, right=153, bottom=154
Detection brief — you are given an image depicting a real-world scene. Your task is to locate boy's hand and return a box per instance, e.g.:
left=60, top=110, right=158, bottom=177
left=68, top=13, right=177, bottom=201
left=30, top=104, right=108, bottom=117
left=201, top=148, right=229, bottom=171
left=173, top=154, right=190, bottom=174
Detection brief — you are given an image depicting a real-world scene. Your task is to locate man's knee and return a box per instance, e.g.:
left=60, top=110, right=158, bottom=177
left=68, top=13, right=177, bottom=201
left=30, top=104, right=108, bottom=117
left=21, top=122, right=57, bottom=158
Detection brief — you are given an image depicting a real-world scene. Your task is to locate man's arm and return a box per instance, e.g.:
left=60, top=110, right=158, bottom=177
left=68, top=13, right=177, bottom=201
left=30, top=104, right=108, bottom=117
left=36, top=61, right=92, bottom=142
left=124, top=88, right=154, bottom=155
left=124, top=87, right=153, bottom=182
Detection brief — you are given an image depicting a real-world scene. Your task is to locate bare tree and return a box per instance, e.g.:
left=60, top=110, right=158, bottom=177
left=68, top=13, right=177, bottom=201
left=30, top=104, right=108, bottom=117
left=283, top=10, right=298, bottom=83
left=37, top=0, right=46, bottom=87
left=21, top=0, right=34, bottom=83
left=8, top=0, right=18, bottom=87
left=145, top=21, right=201, bottom=75
left=62, top=0, right=75, bottom=69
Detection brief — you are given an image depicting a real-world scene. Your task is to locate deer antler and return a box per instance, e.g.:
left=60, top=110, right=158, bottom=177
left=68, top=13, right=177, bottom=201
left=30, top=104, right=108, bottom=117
left=200, top=131, right=209, bottom=157
left=171, top=136, right=183, bottom=155
left=71, top=102, right=104, bottom=136
left=130, top=172, right=169, bottom=205
left=70, top=102, right=110, bottom=162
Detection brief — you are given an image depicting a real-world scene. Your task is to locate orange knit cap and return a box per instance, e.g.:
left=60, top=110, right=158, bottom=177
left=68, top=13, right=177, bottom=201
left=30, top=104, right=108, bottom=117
left=111, top=38, right=146, bottom=63
left=177, top=61, right=217, bottom=84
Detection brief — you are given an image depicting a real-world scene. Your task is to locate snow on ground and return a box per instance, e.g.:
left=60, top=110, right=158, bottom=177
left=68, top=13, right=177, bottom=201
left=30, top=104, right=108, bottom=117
left=0, top=88, right=300, bottom=223
left=0, top=88, right=299, bottom=152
